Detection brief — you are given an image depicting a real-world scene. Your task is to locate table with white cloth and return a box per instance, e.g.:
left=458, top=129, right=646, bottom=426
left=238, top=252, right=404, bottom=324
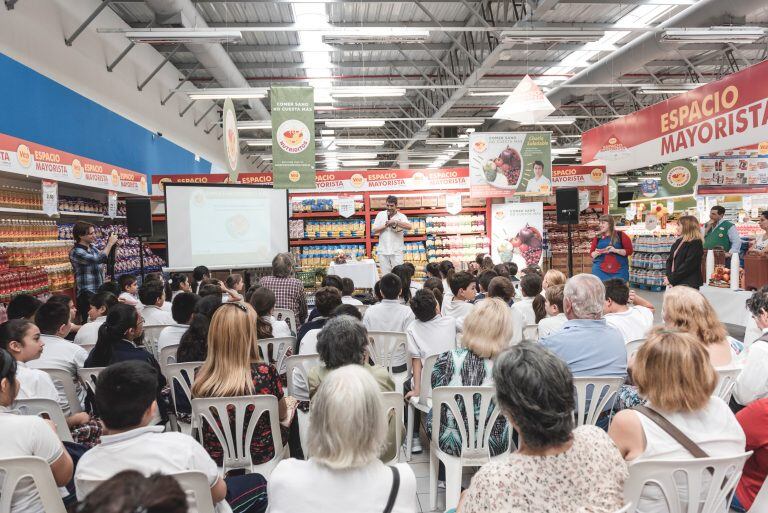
left=328, top=259, right=379, bottom=289
left=700, top=285, right=761, bottom=345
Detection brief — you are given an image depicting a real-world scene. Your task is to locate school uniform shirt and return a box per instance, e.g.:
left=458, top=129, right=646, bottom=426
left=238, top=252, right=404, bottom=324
left=537, top=313, right=568, bottom=339
left=140, top=305, right=175, bottom=326
left=0, top=407, right=65, bottom=513
left=73, top=316, right=106, bottom=346
left=341, top=295, right=363, bottom=306
left=734, top=329, right=768, bottom=406
left=28, top=335, right=88, bottom=414
left=604, top=306, right=654, bottom=344
left=15, top=362, right=61, bottom=407
left=406, top=316, right=457, bottom=360
left=265, top=316, right=292, bottom=338
left=441, top=299, right=474, bottom=331
left=510, top=297, right=536, bottom=326
left=118, top=292, right=138, bottom=306
left=363, top=300, right=415, bottom=367
left=157, top=324, right=189, bottom=353
left=442, top=279, right=454, bottom=304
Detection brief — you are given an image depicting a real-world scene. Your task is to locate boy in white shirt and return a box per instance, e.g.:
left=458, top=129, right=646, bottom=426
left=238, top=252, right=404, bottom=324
left=537, top=284, right=568, bottom=339
left=75, top=360, right=267, bottom=513
left=340, top=277, right=363, bottom=306
left=441, top=270, right=476, bottom=330
left=363, top=274, right=414, bottom=371
left=157, top=292, right=198, bottom=354
left=74, top=291, right=118, bottom=347
left=603, top=278, right=654, bottom=344
left=510, top=273, right=542, bottom=344
left=137, top=281, right=175, bottom=326
left=118, top=275, right=139, bottom=307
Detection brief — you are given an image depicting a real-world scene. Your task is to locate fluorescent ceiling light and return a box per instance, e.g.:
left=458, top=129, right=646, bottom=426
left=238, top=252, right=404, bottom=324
left=535, top=116, right=576, bottom=125
left=324, top=119, right=386, bottom=128
left=425, top=118, right=485, bottom=127
left=660, top=26, right=767, bottom=43
left=320, top=130, right=335, bottom=135
left=425, top=138, right=469, bottom=145
left=237, top=121, right=272, bottom=130
left=637, top=83, right=700, bottom=94
left=330, top=87, right=406, bottom=98
left=322, top=28, right=430, bottom=45
left=124, top=29, right=242, bottom=44
left=187, top=88, right=268, bottom=100
left=340, top=160, right=380, bottom=167
left=333, top=139, right=385, bottom=147
left=468, top=90, right=514, bottom=97
left=336, top=153, right=379, bottom=160
left=244, top=139, right=272, bottom=147
left=500, top=29, right=604, bottom=44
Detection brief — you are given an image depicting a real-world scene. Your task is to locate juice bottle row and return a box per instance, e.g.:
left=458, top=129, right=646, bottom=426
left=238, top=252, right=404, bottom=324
left=3, top=243, right=72, bottom=267
left=47, top=265, right=75, bottom=292
left=629, top=269, right=666, bottom=287
left=0, top=186, right=42, bottom=210
left=631, top=252, right=667, bottom=270
left=0, top=267, right=50, bottom=302
left=0, top=219, right=59, bottom=242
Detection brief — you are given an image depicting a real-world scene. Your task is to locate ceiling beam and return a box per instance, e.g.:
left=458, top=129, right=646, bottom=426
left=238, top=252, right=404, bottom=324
left=153, top=43, right=455, bottom=53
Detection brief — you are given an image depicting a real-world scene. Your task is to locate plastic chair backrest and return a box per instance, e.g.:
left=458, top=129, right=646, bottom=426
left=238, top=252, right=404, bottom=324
left=0, top=456, right=67, bottom=513
left=368, top=331, right=411, bottom=376
left=141, top=325, right=165, bottom=359
left=356, top=304, right=369, bottom=317
left=430, top=386, right=511, bottom=465
left=613, top=505, right=632, bottom=513
left=191, top=395, right=283, bottom=476
left=750, top=474, right=768, bottom=512
left=623, top=452, right=751, bottom=513
left=522, top=324, right=538, bottom=341
left=416, top=354, right=439, bottom=407
left=626, top=339, right=646, bottom=360
left=273, top=308, right=297, bottom=335
left=257, top=337, right=294, bottom=373
left=159, top=343, right=180, bottom=366
left=380, top=391, right=404, bottom=465
left=573, top=376, right=625, bottom=427
left=38, top=367, right=83, bottom=415
left=714, top=367, right=742, bottom=403
left=14, top=398, right=73, bottom=442
left=285, top=354, right=321, bottom=398
left=77, top=367, right=105, bottom=396
left=172, top=471, right=224, bottom=513
left=163, top=362, right=204, bottom=414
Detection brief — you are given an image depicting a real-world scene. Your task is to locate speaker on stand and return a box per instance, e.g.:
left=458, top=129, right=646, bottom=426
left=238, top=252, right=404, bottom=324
left=125, top=198, right=153, bottom=281
left=555, top=188, right=580, bottom=277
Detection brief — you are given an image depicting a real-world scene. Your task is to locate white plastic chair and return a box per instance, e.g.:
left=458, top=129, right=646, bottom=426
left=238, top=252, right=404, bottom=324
left=172, top=471, right=230, bottom=513
left=613, top=505, right=632, bottom=513
left=623, top=452, right=751, bottom=513
left=368, top=331, right=411, bottom=394
left=274, top=308, right=297, bottom=335
left=380, top=391, right=405, bottom=465
left=356, top=304, right=369, bottom=317
left=38, top=367, right=83, bottom=415
left=14, top=398, right=73, bottom=442
left=163, top=361, right=204, bottom=435
left=191, top=395, right=285, bottom=478
left=573, top=376, right=625, bottom=427
left=77, top=367, right=105, bottom=396
left=0, top=456, right=67, bottom=513
left=749, top=475, right=768, bottom=512
left=429, top=386, right=513, bottom=511
left=626, top=339, right=646, bottom=360
left=522, top=324, right=539, bottom=341
left=715, top=367, right=742, bottom=404
left=159, top=343, right=180, bottom=366
left=141, top=325, right=165, bottom=359
left=285, top=353, right=321, bottom=456
left=258, top=336, right=294, bottom=375
left=406, top=354, right=439, bottom=461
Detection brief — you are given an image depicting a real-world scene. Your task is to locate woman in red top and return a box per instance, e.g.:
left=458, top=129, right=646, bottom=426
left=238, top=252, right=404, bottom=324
left=590, top=215, right=633, bottom=282
left=733, top=398, right=768, bottom=512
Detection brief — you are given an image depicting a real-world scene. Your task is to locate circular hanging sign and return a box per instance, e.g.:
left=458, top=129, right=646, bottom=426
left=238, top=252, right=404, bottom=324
left=222, top=98, right=239, bottom=182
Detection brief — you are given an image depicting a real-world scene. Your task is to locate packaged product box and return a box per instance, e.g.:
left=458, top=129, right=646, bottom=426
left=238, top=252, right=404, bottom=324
left=421, top=196, right=438, bottom=208
left=370, top=197, right=387, bottom=210
left=401, top=197, right=420, bottom=208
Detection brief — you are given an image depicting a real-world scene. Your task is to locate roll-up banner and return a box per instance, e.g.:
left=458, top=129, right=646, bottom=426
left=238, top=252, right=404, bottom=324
left=271, top=86, right=316, bottom=189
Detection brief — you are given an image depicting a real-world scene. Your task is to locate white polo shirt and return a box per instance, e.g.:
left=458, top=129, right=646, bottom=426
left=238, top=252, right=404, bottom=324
left=441, top=300, right=474, bottom=331
left=372, top=211, right=408, bottom=255
left=265, top=316, right=292, bottom=338
left=73, top=316, right=106, bottom=346
left=341, top=295, right=363, bottom=306
left=406, top=315, right=457, bottom=360
left=538, top=313, right=568, bottom=339
left=157, top=324, right=189, bottom=353
left=363, top=300, right=415, bottom=367
left=28, top=335, right=88, bottom=414
left=140, top=305, right=175, bottom=326
left=15, top=362, right=62, bottom=409
left=605, top=306, right=654, bottom=344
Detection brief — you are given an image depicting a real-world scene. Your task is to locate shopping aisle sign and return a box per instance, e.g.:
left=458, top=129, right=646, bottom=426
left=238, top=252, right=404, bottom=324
left=469, top=132, right=551, bottom=198
left=271, top=87, right=315, bottom=189
left=41, top=180, right=57, bottom=216
left=583, top=59, right=768, bottom=173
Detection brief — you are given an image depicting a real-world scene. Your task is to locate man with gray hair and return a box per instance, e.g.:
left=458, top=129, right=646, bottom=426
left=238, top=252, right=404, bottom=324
left=540, top=274, right=626, bottom=381
left=259, top=253, right=308, bottom=327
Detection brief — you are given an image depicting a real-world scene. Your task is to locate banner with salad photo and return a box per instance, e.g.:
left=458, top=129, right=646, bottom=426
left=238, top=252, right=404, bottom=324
left=491, top=202, right=545, bottom=270
left=469, top=132, right=552, bottom=198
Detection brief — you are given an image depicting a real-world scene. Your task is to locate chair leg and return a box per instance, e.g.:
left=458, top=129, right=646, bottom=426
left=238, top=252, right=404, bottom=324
left=406, top=403, right=414, bottom=461
left=444, top=461, right=462, bottom=511
left=429, top=449, right=439, bottom=511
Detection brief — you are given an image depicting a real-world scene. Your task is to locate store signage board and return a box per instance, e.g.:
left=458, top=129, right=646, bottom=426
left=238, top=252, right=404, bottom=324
left=645, top=214, right=659, bottom=231
left=445, top=194, right=462, bottom=215
left=107, top=191, right=117, bottom=218
left=698, top=144, right=768, bottom=186
left=222, top=98, right=240, bottom=183
left=469, top=132, right=552, bottom=198
left=41, top=180, right=58, bottom=216
left=151, top=173, right=273, bottom=195
left=551, top=165, right=607, bottom=187
left=271, top=86, right=316, bottom=189
left=292, top=168, right=470, bottom=193
left=490, top=202, right=544, bottom=270
left=0, top=133, right=148, bottom=195
left=337, top=197, right=355, bottom=218
left=582, top=59, right=768, bottom=173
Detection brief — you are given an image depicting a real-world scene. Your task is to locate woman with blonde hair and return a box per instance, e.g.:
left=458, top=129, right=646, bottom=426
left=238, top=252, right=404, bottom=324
left=665, top=215, right=704, bottom=288
left=542, top=269, right=566, bottom=291
left=267, top=365, right=417, bottom=512
left=590, top=214, right=633, bottom=282
left=609, top=327, right=745, bottom=513
left=427, top=298, right=513, bottom=458
left=192, top=302, right=289, bottom=466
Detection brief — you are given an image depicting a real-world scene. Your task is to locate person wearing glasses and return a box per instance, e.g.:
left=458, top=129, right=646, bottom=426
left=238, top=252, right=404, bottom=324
left=69, top=221, right=119, bottom=325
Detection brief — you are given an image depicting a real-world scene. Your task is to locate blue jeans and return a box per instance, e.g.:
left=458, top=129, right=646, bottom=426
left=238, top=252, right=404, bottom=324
left=731, top=492, right=747, bottom=513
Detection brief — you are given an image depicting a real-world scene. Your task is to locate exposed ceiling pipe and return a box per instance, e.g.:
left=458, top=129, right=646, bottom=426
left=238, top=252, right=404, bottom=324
left=143, top=0, right=270, bottom=121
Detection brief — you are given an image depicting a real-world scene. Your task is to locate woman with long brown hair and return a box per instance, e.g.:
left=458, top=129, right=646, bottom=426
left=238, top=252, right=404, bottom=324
left=665, top=214, right=705, bottom=288
left=590, top=214, right=633, bottom=282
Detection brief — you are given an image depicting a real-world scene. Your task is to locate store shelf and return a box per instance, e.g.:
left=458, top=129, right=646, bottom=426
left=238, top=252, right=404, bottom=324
left=145, top=242, right=167, bottom=249
left=289, top=211, right=366, bottom=219
left=398, top=207, right=486, bottom=215
left=0, top=207, right=125, bottom=219
left=426, top=231, right=487, bottom=236
left=290, top=238, right=366, bottom=246
left=372, top=235, right=427, bottom=242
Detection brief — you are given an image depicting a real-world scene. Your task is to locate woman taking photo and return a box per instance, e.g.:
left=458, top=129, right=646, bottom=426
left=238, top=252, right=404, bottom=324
left=665, top=215, right=704, bottom=288
left=590, top=215, right=633, bottom=282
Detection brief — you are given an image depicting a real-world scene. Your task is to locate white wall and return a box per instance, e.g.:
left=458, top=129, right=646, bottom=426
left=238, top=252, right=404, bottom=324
left=0, top=0, right=258, bottom=172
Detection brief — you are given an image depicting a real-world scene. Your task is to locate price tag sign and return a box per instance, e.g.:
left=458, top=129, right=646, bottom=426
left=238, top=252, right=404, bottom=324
left=578, top=189, right=590, bottom=211
left=645, top=213, right=659, bottom=231
left=41, top=180, right=58, bottom=216
left=107, top=191, right=118, bottom=218
left=666, top=200, right=675, bottom=214
left=336, top=197, right=355, bottom=218
left=445, top=194, right=462, bottom=215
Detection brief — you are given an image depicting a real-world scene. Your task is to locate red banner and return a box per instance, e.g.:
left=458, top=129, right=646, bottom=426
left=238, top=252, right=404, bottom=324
left=582, top=60, right=768, bottom=173
left=551, top=165, right=607, bottom=187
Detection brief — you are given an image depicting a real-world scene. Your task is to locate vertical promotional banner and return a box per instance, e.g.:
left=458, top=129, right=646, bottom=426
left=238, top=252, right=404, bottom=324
left=107, top=190, right=117, bottom=218
left=491, top=202, right=544, bottom=269
left=469, top=132, right=551, bottom=198
left=222, top=98, right=240, bottom=182
left=41, top=179, right=58, bottom=216
left=271, top=87, right=316, bottom=189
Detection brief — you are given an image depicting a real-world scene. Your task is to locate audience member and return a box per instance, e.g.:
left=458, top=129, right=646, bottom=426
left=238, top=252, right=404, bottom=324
left=268, top=365, right=416, bottom=512
left=509, top=273, right=542, bottom=343
left=736, top=288, right=768, bottom=405
left=425, top=262, right=441, bottom=280
left=298, top=286, right=342, bottom=353
left=340, top=277, right=363, bottom=306
left=537, top=284, right=567, bottom=339
left=166, top=272, right=192, bottom=302
left=521, top=265, right=543, bottom=278
left=243, top=284, right=261, bottom=304
left=505, top=261, right=519, bottom=282
left=259, top=253, right=308, bottom=325
left=197, top=282, right=223, bottom=300
left=250, top=286, right=292, bottom=339
left=47, top=294, right=81, bottom=337
left=541, top=269, right=566, bottom=291
left=602, top=278, right=654, bottom=344
left=493, top=263, right=511, bottom=280
left=441, top=270, right=476, bottom=330
left=74, top=291, right=118, bottom=346
left=118, top=275, right=139, bottom=306
left=75, top=361, right=267, bottom=513
left=438, top=260, right=455, bottom=304
left=474, top=270, right=497, bottom=303
left=0, top=347, right=74, bottom=513
left=391, top=264, right=413, bottom=303
left=363, top=274, right=414, bottom=371
left=403, top=262, right=421, bottom=297
left=609, top=328, right=745, bottom=513
left=192, top=303, right=289, bottom=467
left=137, top=281, right=174, bottom=326
left=157, top=292, right=198, bottom=354
left=190, top=265, right=211, bottom=294
left=97, top=280, right=122, bottom=298
left=6, top=293, right=42, bottom=321
left=487, top=276, right=515, bottom=306
left=76, top=470, right=188, bottom=513
left=176, top=295, right=224, bottom=363
left=422, top=277, right=444, bottom=308
left=733, top=397, right=768, bottom=512
left=458, top=343, right=628, bottom=513
left=226, top=273, right=244, bottom=294
left=331, top=304, right=363, bottom=320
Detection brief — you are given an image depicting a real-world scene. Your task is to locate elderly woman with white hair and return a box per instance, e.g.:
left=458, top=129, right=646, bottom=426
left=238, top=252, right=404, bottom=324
left=267, top=364, right=416, bottom=512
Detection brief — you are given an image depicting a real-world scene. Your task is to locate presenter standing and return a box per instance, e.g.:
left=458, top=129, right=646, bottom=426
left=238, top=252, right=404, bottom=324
left=703, top=206, right=742, bottom=257
left=372, top=195, right=411, bottom=275
left=590, top=215, right=633, bottom=282
left=69, top=221, right=118, bottom=324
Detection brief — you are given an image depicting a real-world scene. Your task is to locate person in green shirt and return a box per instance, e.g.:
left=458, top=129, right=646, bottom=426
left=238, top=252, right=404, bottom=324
left=703, top=206, right=742, bottom=257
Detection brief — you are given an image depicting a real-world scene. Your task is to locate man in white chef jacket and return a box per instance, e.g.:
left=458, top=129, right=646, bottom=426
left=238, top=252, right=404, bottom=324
left=372, top=195, right=412, bottom=275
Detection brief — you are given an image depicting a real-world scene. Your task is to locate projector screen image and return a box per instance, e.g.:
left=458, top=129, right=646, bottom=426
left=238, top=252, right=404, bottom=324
left=165, top=184, right=288, bottom=269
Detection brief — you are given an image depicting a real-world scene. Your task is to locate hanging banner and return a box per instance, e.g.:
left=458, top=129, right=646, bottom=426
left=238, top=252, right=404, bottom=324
left=41, top=180, right=58, bottom=216
left=271, top=86, right=315, bottom=189
left=0, top=133, right=148, bottom=195
left=490, top=202, right=544, bottom=269
left=551, top=165, right=607, bottom=187
left=493, top=74, right=555, bottom=124
left=445, top=193, right=462, bottom=215
left=301, top=168, right=469, bottom=193
left=107, top=191, right=118, bottom=218
left=469, top=132, right=551, bottom=198
left=582, top=60, right=768, bottom=173
left=222, top=98, right=240, bottom=182
left=336, top=197, right=355, bottom=218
